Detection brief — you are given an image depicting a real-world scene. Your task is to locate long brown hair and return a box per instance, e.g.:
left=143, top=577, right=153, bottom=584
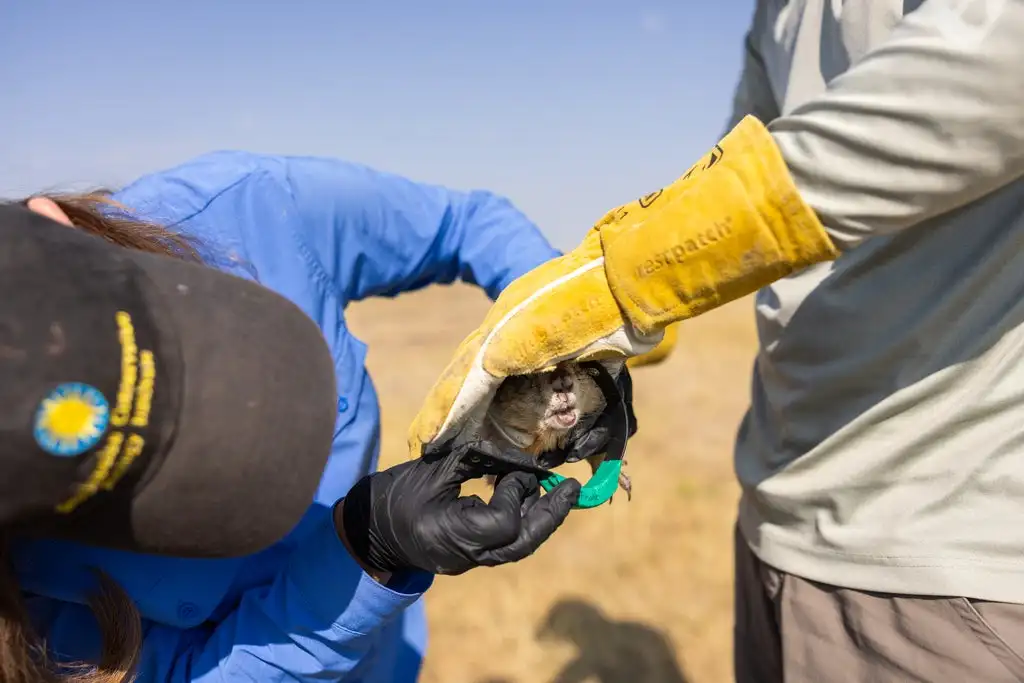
left=2, top=190, right=204, bottom=683
left=35, top=191, right=203, bottom=262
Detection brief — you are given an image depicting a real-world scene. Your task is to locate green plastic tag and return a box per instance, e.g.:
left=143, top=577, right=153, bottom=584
left=539, top=457, right=623, bottom=509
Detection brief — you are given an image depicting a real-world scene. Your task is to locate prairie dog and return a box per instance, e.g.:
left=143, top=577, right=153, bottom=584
left=480, top=362, right=631, bottom=502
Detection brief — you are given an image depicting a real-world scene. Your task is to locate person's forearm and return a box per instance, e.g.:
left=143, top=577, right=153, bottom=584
left=769, top=0, right=1024, bottom=250
left=141, top=512, right=432, bottom=683
left=435, top=188, right=565, bottom=300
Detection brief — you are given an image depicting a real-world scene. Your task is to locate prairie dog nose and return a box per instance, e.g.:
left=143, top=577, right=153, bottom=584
left=550, top=368, right=573, bottom=392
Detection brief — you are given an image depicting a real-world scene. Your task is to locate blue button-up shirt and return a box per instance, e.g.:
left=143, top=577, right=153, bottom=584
left=10, top=151, right=561, bottom=682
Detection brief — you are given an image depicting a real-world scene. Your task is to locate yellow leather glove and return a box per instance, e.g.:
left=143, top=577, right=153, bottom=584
left=408, top=115, right=840, bottom=458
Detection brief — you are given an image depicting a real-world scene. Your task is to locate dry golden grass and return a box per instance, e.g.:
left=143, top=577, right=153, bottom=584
left=346, top=283, right=759, bottom=683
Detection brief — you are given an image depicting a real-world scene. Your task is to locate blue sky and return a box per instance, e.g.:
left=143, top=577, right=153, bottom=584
left=1, top=1, right=753, bottom=250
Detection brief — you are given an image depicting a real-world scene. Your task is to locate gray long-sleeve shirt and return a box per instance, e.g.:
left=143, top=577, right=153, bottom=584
left=730, top=0, right=1024, bottom=602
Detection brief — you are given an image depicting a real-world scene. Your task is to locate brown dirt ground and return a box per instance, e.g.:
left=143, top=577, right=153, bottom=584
left=346, top=283, right=759, bottom=683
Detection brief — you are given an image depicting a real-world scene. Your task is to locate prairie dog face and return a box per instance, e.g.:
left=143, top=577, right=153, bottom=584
left=485, top=362, right=607, bottom=455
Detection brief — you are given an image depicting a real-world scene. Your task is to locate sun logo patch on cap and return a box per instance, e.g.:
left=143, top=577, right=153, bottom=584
left=33, top=383, right=111, bottom=457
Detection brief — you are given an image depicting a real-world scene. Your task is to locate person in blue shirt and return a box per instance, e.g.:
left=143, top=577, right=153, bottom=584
left=3, top=151, right=611, bottom=683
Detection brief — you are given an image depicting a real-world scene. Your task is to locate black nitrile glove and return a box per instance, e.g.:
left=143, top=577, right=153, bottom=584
left=335, top=441, right=581, bottom=576
left=537, top=364, right=638, bottom=470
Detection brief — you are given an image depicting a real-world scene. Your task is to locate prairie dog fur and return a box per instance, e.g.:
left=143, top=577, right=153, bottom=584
left=480, top=361, right=631, bottom=502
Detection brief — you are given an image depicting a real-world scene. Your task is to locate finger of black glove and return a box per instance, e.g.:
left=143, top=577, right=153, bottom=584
left=490, top=470, right=540, bottom=517
left=564, top=400, right=632, bottom=464
left=489, top=471, right=542, bottom=517
left=563, top=418, right=612, bottom=463
left=520, top=481, right=542, bottom=516
left=453, top=471, right=539, bottom=550
left=474, top=477, right=581, bottom=566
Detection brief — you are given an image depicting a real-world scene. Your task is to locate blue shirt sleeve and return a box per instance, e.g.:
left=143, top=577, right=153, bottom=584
left=275, top=155, right=562, bottom=304
left=136, top=512, right=433, bottom=682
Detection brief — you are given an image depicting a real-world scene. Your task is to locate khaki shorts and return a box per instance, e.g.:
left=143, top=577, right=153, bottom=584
left=733, top=525, right=1024, bottom=682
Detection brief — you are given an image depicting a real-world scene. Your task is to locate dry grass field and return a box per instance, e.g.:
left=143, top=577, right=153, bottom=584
left=346, top=282, right=760, bottom=683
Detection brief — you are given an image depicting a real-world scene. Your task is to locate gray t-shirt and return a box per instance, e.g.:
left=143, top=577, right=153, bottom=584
left=729, top=0, right=1024, bottom=602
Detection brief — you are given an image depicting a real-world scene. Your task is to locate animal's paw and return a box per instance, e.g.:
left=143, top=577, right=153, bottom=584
left=620, top=471, right=632, bottom=501
left=609, top=470, right=632, bottom=504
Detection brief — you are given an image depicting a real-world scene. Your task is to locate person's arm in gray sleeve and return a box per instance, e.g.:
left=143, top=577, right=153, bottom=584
left=770, top=0, right=1024, bottom=250
left=724, top=0, right=781, bottom=134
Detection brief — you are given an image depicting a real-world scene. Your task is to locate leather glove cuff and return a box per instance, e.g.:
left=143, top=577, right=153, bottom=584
left=599, top=115, right=840, bottom=335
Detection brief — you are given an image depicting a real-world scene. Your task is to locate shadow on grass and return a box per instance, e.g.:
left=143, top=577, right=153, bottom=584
left=477, top=597, right=691, bottom=683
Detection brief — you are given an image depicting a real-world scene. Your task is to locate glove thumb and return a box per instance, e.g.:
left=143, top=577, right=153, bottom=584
left=475, top=477, right=581, bottom=566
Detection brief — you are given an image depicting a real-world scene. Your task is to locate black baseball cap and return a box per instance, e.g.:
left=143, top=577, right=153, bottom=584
left=0, top=202, right=338, bottom=558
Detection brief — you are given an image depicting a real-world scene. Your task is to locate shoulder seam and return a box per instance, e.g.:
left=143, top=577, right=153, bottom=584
left=163, top=172, right=257, bottom=229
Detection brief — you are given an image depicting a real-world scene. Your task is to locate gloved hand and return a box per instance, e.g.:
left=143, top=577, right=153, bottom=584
left=335, top=442, right=581, bottom=577
left=408, top=115, right=839, bottom=458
